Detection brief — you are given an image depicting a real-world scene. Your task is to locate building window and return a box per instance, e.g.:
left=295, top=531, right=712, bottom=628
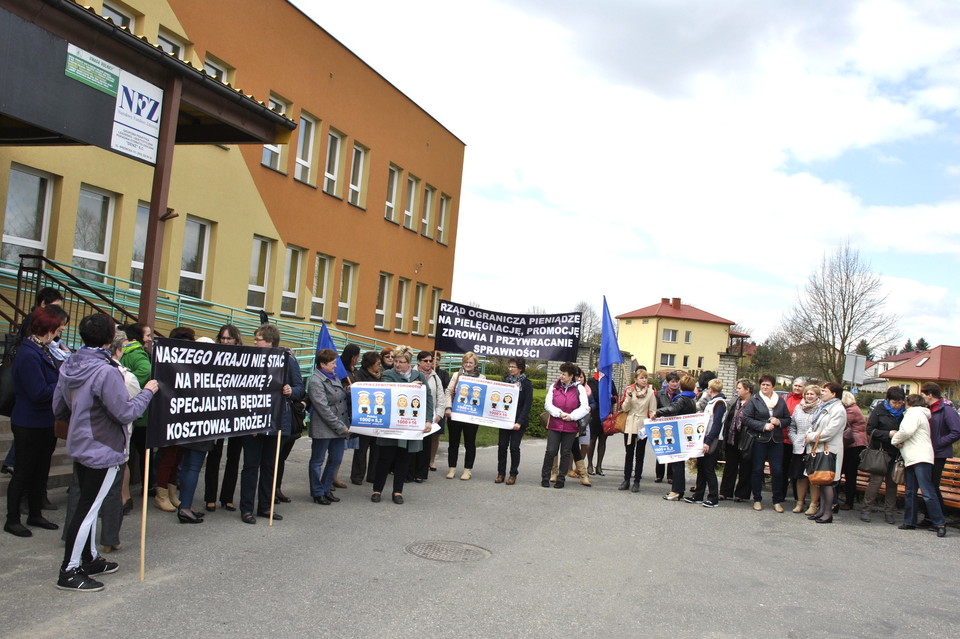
left=101, top=2, right=134, bottom=30
left=394, top=277, right=409, bottom=331
left=682, top=355, right=689, bottom=368
left=412, top=283, right=426, bottom=334
left=684, top=330, right=692, bottom=343
left=281, top=246, right=302, bottom=316
left=697, top=356, right=704, bottom=368
left=420, top=186, right=435, bottom=238
left=247, top=235, right=271, bottom=310
left=642, top=319, right=649, bottom=324
left=384, top=165, right=399, bottom=222
left=663, top=329, right=678, bottom=343
left=294, top=112, right=316, bottom=184
left=2, top=165, right=53, bottom=265
left=73, top=185, right=114, bottom=282
left=436, top=194, right=450, bottom=244
left=261, top=95, right=288, bottom=170
left=157, top=28, right=187, bottom=60
left=202, top=55, right=231, bottom=82
left=428, top=287, right=442, bottom=337
left=337, top=261, right=357, bottom=324
left=179, top=216, right=209, bottom=299
left=660, top=353, right=676, bottom=367
left=348, top=144, right=366, bottom=207
left=311, top=253, right=330, bottom=320
left=130, top=201, right=149, bottom=287
left=402, top=175, right=419, bottom=231
left=374, top=272, right=392, bottom=330
left=324, top=129, right=343, bottom=196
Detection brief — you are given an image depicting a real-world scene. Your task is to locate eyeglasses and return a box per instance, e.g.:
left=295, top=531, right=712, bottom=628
left=421, top=358, right=434, bottom=363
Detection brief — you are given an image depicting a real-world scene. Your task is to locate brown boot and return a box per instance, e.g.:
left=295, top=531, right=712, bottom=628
left=167, top=484, right=181, bottom=508
left=154, top=486, right=175, bottom=512
left=550, top=457, right=559, bottom=483
left=576, top=460, right=592, bottom=486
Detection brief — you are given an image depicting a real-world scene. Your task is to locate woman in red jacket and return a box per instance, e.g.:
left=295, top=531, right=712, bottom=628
left=840, top=391, right=867, bottom=510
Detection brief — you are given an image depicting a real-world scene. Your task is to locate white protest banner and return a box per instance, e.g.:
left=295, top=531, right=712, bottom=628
left=448, top=377, right=520, bottom=429
left=643, top=413, right=708, bottom=463
left=350, top=382, right=435, bottom=439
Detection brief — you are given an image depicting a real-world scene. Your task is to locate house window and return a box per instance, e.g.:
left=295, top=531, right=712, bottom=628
left=179, top=217, right=210, bottom=299
left=428, top=287, right=442, bottom=337
left=682, top=355, right=689, bottom=368
left=384, top=165, right=399, bottom=222
left=348, top=144, right=366, bottom=207
left=684, top=330, right=692, bottom=344
left=73, top=185, right=114, bottom=282
left=626, top=319, right=632, bottom=325
left=374, top=272, right=392, bottom=329
left=394, top=277, right=409, bottom=331
left=402, top=175, right=419, bottom=230
left=412, top=283, right=427, bottom=334
left=697, top=356, right=704, bottom=368
left=420, top=186, right=435, bottom=237
left=660, top=353, right=676, bottom=367
left=642, top=319, right=649, bottom=324
left=436, top=193, right=450, bottom=244
left=311, top=253, right=330, bottom=320
left=295, top=112, right=316, bottom=184
left=663, top=329, right=678, bottom=343
left=157, top=28, right=186, bottom=60
left=281, top=246, right=302, bottom=316
left=2, top=165, right=53, bottom=265
left=101, top=2, right=134, bottom=30
left=247, top=235, right=271, bottom=309
left=324, top=129, right=343, bottom=195
left=261, top=95, right=288, bottom=170
left=130, top=201, right=149, bottom=287
left=202, top=56, right=230, bottom=82
left=337, top=261, right=357, bottom=324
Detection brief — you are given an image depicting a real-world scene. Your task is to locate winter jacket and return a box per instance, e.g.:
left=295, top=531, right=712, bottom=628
left=654, top=392, right=697, bottom=419
left=805, top=399, right=846, bottom=482
left=307, top=371, right=349, bottom=439
left=891, top=406, right=934, bottom=467
left=703, top=394, right=727, bottom=448
left=120, top=341, right=151, bottom=428
left=843, top=404, right=868, bottom=448
left=866, top=402, right=904, bottom=457
left=53, top=348, right=154, bottom=469
left=378, top=367, right=431, bottom=452
left=928, top=400, right=960, bottom=459
left=620, top=384, right=658, bottom=438
left=11, top=338, right=59, bottom=429
left=544, top=380, right=589, bottom=433
left=279, top=351, right=306, bottom=436
left=741, top=392, right=791, bottom=444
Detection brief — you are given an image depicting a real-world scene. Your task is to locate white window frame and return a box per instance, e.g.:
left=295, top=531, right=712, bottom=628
left=402, top=176, right=418, bottom=230
left=72, top=184, right=114, bottom=281
left=660, top=353, right=676, bottom=367
left=324, top=129, right=343, bottom=195
left=412, top=283, right=426, bottom=334
left=337, top=261, right=357, bottom=324
left=420, top=186, right=435, bottom=237
left=157, top=28, right=186, bottom=60
left=247, top=235, right=271, bottom=310
left=311, top=253, right=331, bottom=320
left=295, top=113, right=316, bottom=183
left=2, top=164, right=53, bottom=268
left=394, top=277, right=409, bottom=332
left=129, top=200, right=149, bottom=287
left=682, top=355, right=689, bottom=368
left=384, top=165, right=399, bottom=222
left=261, top=96, right=287, bottom=170
left=178, top=216, right=210, bottom=299
left=375, top=272, right=392, bottom=330
left=663, top=329, right=678, bottom=343
left=437, top=194, right=450, bottom=244
left=428, top=287, right=441, bottom=337
left=202, top=56, right=229, bottom=82
left=348, top=144, right=365, bottom=206
left=101, top=2, right=134, bottom=29
left=281, top=246, right=303, bottom=316
left=684, top=330, right=692, bottom=344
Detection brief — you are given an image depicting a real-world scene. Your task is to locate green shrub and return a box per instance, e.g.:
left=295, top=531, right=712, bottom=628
left=855, top=390, right=883, bottom=409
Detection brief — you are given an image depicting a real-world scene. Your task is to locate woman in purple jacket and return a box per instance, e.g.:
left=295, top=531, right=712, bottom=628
left=540, top=362, right=589, bottom=489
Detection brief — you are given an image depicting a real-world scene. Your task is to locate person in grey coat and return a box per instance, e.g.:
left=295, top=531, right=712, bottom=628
left=307, top=349, right=350, bottom=505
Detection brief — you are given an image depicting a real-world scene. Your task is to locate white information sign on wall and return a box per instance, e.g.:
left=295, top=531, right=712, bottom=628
left=111, top=70, right=163, bottom=164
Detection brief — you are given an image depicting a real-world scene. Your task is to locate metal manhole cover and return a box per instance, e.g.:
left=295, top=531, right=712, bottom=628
left=405, top=540, right=492, bottom=562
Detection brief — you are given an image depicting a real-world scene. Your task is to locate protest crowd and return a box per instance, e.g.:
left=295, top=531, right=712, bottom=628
left=2, top=290, right=958, bottom=592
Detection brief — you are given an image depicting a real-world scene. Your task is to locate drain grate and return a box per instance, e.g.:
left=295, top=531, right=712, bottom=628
left=405, top=540, right=492, bottom=562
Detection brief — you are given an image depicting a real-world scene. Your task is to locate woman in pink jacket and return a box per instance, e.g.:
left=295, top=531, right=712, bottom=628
left=540, top=362, right=589, bottom=489
left=840, top=391, right=867, bottom=510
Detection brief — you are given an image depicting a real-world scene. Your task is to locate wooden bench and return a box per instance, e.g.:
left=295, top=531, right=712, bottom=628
left=852, top=457, right=960, bottom=511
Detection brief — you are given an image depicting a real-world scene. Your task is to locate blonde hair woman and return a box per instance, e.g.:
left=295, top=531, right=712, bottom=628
left=618, top=369, right=657, bottom=492
left=443, top=352, right=486, bottom=480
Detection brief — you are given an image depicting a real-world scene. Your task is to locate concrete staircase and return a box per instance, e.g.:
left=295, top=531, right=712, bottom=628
left=0, top=416, right=73, bottom=498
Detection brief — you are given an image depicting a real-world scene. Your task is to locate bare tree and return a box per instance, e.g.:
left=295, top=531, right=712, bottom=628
left=779, top=242, right=898, bottom=383
left=573, top=300, right=600, bottom=344
left=526, top=304, right=546, bottom=315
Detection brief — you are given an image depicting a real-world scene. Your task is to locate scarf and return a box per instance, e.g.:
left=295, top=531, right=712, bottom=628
left=727, top=399, right=746, bottom=443
left=884, top=399, right=904, bottom=418
left=811, top=397, right=840, bottom=429
left=27, top=334, right=56, bottom=367
left=674, top=390, right=696, bottom=401
left=760, top=391, right=779, bottom=412
left=799, top=398, right=820, bottom=414
left=458, top=367, right=480, bottom=378
left=320, top=368, right=338, bottom=382
left=396, top=367, right=413, bottom=382
left=503, top=372, right=526, bottom=385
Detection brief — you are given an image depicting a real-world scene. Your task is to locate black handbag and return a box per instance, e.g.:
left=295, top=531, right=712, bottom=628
left=737, top=428, right=758, bottom=458
left=804, top=432, right=837, bottom=485
left=859, top=445, right=890, bottom=475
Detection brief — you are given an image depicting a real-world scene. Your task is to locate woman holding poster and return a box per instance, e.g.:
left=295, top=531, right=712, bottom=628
left=443, top=352, right=486, bottom=481
left=307, top=349, right=351, bottom=505
left=372, top=346, right=432, bottom=504
left=496, top=357, right=533, bottom=485
left=541, top=363, right=589, bottom=489
left=654, top=375, right=698, bottom=501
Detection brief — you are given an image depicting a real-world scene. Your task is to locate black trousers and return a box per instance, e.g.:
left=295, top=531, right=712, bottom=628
left=373, top=445, right=411, bottom=495
left=719, top=443, right=752, bottom=500
left=350, top=435, right=379, bottom=484
left=447, top=419, right=478, bottom=469
left=623, top=433, right=646, bottom=481
left=414, top=432, right=440, bottom=480
left=692, top=451, right=719, bottom=502
left=497, top=427, right=525, bottom=477
left=5, top=425, right=56, bottom=524
left=239, top=434, right=279, bottom=514
left=62, top=463, right=116, bottom=571
left=204, top=436, right=243, bottom=505
left=541, top=430, right=576, bottom=481
left=841, top=446, right=864, bottom=506
left=276, top=434, right=296, bottom=491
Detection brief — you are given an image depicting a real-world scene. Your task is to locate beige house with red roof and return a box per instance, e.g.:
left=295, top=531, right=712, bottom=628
left=616, top=297, right=735, bottom=375
left=880, top=346, right=960, bottom=399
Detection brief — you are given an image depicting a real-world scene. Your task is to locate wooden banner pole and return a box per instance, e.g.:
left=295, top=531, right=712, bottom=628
left=139, top=448, right=150, bottom=581
left=269, top=430, right=282, bottom=527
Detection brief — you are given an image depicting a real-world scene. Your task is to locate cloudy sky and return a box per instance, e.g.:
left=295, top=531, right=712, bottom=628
left=295, top=0, right=960, bottom=352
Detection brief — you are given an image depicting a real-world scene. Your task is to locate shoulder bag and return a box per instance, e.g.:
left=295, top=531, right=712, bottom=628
left=858, top=444, right=890, bottom=475
left=804, top=431, right=838, bottom=485
left=892, top=456, right=905, bottom=485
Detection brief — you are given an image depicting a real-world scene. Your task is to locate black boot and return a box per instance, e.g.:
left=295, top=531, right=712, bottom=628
left=618, top=479, right=630, bottom=490
left=631, top=481, right=640, bottom=493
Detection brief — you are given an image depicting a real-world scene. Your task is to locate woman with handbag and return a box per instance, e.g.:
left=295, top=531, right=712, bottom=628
left=891, top=394, right=946, bottom=537
left=861, top=387, right=905, bottom=523
left=788, top=385, right=820, bottom=514
left=840, top=391, right=868, bottom=510
left=619, top=369, right=658, bottom=492
left=654, top=374, right=698, bottom=501
left=804, top=382, right=846, bottom=524
left=541, top=362, right=589, bottom=489
left=684, top=378, right=727, bottom=507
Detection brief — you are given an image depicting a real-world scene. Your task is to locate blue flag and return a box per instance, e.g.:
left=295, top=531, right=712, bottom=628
left=598, top=296, right=623, bottom=418
left=316, top=320, right=349, bottom=379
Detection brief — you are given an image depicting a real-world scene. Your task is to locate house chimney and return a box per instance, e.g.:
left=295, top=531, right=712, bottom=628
left=671, top=297, right=681, bottom=310
left=661, top=298, right=669, bottom=305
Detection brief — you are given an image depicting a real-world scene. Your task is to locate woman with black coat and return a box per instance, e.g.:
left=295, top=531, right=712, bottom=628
left=654, top=374, right=698, bottom=501
left=495, top=357, right=534, bottom=485
left=741, top=374, right=791, bottom=513
left=861, top=386, right=905, bottom=523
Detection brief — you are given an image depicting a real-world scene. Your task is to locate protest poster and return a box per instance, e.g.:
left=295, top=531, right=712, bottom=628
left=643, top=413, right=708, bottom=463
left=146, top=338, right=287, bottom=448
left=433, top=300, right=581, bottom=361
left=350, top=381, right=437, bottom=439
left=448, top=376, right=521, bottom=429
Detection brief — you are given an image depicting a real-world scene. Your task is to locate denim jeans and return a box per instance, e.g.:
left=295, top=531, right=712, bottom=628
left=177, top=448, right=207, bottom=511
left=903, top=462, right=945, bottom=527
left=309, top=437, right=345, bottom=497
left=751, top=438, right=785, bottom=503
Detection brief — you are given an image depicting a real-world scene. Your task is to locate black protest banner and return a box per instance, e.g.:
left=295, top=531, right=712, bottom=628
left=433, top=300, right=582, bottom=361
left=146, top=338, right=287, bottom=448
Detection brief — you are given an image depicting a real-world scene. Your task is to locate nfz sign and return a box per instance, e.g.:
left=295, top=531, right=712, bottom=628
left=111, top=70, right=163, bottom=164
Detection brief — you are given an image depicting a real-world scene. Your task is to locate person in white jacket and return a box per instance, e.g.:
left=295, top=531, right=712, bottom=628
left=891, top=394, right=946, bottom=536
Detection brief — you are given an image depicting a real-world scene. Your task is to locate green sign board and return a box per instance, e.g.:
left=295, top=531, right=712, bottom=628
left=65, top=43, right=119, bottom=96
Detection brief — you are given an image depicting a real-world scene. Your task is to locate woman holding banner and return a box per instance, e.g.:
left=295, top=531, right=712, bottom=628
left=373, top=346, right=432, bottom=504
left=350, top=352, right=382, bottom=485
left=653, top=374, right=698, bottom=501
left=541, top=363, right=589, bottom=489
left=204, top=324, right=244, bottom=512
left=307, top=349, right=351, bottom=505
left=496, top=357, right=533, bottom=485
left=443, top=352, right=486, bottom=481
